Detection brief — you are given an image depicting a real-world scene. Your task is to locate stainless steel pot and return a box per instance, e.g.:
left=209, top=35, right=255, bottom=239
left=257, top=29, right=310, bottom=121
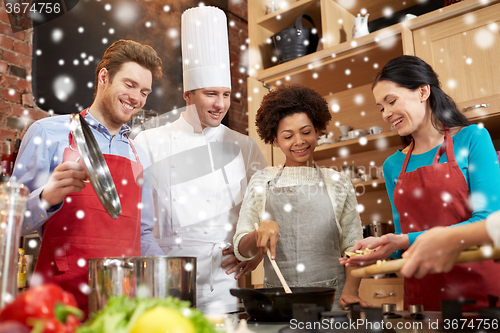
left=88, top=256, right=196, bottom=314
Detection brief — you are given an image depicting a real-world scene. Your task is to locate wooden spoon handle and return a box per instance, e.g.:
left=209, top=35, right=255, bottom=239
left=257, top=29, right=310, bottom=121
left=351, top=246, right=500, bottom=278
left=254, top=223, right=292, bottom=293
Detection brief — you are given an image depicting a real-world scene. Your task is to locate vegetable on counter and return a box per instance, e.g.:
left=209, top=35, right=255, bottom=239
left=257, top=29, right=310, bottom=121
left=76, top=296, right=215, bottom=333
left=0, top=283, right=83, bottom=333
left=0, top=321, right=31, bottom=333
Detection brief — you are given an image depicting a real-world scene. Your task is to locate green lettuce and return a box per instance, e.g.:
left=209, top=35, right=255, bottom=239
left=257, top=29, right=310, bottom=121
left=76, top=296, right=215, bottom=333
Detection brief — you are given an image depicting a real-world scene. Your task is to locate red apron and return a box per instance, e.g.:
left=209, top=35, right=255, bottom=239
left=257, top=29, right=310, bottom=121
left=394, top=128, right=500, bottom=311
left=33, top=109, right=142, bottom=317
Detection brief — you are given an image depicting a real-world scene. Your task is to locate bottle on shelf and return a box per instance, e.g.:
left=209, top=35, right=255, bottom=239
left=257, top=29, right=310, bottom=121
left=12, top=138, right=21, bottom=167
left=1, top=139, right=13, bottom=181
left=17, top=248, right=27, bottom=292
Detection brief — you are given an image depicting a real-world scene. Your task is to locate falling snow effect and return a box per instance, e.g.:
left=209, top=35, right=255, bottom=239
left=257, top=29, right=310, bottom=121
left=79, top=283, right=91, bottom=295
left=77, top=258, right=86, bottom=267
left=52, top=28, right=64, bottom=43
left=53, top=75, right=75, bottom=102
left=441, top=191, right=453, bottom=203
left=283, top=203, right=292, bottom=212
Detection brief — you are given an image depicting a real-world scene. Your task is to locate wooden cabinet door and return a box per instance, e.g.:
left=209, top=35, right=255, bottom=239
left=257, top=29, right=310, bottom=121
left=358, top=277, right=404, bottom=310
left=413, top=4, right=500, bottom=120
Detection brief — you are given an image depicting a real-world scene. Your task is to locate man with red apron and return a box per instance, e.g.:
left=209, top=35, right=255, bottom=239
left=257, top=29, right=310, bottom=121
left=393, top=128, right=500, bottom=311
left=12, top=40, right=165, bottom=317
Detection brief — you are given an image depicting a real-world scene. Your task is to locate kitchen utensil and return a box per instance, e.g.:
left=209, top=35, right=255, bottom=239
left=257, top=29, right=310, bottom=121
left=271, top=14, right=319, bottom=64
left=369, top=126, right=383, bottom=135
left=69, top=113, right=121, bottom=219
left=352, top=13, right=370, bottom=39
left=317, top=137, right=337, bottom=146
left=0, top=180, right=29, bottom=308
left=339, top=125, right=351, bottom=137
left=351, top=245, right=500, bottom=278
left=88, top=256, right=196, bottom=314
left=318, top=132, right=336, bottom=146
left=348, top=129, right=368, bottom=139
left=230, top=287, right=335, bottom=321
left=361, top=174, right=373, bottom=181
left=254, top=223, right=292, bottom=294
left=355, top=129, right=369, bottom=137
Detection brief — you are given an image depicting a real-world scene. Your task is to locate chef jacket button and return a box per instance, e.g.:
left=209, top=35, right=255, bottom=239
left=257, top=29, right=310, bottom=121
left=171, top=165, right=175, bottom=168
left=173, top=197, right=177, bottom=201
left=204, top=230, right=208, bottom=234
left=174, top=231, right=178, bottom=235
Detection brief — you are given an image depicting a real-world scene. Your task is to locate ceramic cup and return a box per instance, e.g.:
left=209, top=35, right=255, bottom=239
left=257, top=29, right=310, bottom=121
left=361, top=174, right=373, bottom=181
left=356, top=129, right=368, bottom=137
left=339, top=125, right=351, bottom=137
left=347, top=130, right=357, bottom=139
left=370, top=126, right=383, bottom=135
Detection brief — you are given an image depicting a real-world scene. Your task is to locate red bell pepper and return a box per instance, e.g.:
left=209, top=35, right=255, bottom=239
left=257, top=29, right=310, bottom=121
left=0, top=283, right=83, bottom=333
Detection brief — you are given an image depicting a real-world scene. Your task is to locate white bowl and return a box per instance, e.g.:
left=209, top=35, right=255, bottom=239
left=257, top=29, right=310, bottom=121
left=318, top=138, right=337, bottom=146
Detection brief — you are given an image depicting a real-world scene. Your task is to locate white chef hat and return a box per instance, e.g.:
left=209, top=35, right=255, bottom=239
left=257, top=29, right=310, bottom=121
left=181, top=6, right=231, bottom=92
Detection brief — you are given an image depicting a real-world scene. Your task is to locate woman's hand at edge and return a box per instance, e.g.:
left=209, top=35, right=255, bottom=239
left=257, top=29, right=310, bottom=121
left=338, top=233, right=409, bottom=267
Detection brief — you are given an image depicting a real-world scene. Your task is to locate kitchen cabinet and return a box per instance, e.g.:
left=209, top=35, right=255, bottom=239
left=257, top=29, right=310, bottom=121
left=247, top=0, right=500, bottom=288
left=358, top=277, right=404, bottom=310
left=248, top=0, right=500, bottom=228
left=410, top=2, right=500, bottom=122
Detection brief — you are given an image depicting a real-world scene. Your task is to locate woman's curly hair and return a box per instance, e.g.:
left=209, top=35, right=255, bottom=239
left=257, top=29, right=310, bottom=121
left=255, top=84, right=331, bottom=144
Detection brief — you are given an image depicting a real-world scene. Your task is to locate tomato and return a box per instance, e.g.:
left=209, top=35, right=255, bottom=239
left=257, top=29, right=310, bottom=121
left=129, top=307, right=196, bottom=333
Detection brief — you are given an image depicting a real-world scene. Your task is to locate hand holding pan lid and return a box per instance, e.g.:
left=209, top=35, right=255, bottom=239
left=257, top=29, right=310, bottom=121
left=69, top=113, right=121, bottom=218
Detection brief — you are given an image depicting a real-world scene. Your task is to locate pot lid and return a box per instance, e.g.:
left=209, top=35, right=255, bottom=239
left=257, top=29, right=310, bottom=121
left=69, top=113, right=121, bottom=218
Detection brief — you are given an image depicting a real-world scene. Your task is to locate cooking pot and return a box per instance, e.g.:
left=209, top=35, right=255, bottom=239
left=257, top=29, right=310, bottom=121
left=88, top=256, right=196, bottom=314
left=230, top=287, right=335, bottom=322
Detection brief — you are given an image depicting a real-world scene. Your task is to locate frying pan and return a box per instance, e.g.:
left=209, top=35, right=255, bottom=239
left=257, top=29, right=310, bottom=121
left=69, top=113, right=121, bottom=218
left=230, top=287, right=335, bottom=322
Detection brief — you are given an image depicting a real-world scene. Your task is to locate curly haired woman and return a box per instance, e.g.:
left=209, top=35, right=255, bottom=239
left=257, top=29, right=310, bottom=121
left=233, top=84, right=370, bottom=309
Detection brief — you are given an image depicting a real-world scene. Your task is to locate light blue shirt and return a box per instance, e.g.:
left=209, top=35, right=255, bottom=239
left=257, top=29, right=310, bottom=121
left=384, top=125, right=500, bottom=258
left=12, top=111, right=164, bottom=256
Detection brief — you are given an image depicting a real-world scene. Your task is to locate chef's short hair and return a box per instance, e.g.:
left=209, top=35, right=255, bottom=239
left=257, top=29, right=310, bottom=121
left=94, top=39, right=163, bottom=97
left=255, top=84, right=331, bottom=144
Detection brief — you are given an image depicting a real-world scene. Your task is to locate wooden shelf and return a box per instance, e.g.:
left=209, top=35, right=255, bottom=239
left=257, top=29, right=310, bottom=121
left=333, top=0, right=425, bottom=21
left=353, top=178, right=386, bottom=193
left=314, top=130, right=402, bottom=160
left=255, top=24, right=404, bottom=96
left=257, top=0, right=320, bottom=32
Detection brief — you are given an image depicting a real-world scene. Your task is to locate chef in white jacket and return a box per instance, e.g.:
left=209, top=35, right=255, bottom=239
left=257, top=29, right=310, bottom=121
left=135, top=6, right=267, bottom=313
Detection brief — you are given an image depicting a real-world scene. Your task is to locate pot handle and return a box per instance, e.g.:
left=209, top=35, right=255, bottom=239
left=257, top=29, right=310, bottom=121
left=230, top=289, right=273, bottom=307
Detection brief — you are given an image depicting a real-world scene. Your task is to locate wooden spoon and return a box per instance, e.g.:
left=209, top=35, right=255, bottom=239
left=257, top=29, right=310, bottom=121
left=254, top=223, right=292, bottom=293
